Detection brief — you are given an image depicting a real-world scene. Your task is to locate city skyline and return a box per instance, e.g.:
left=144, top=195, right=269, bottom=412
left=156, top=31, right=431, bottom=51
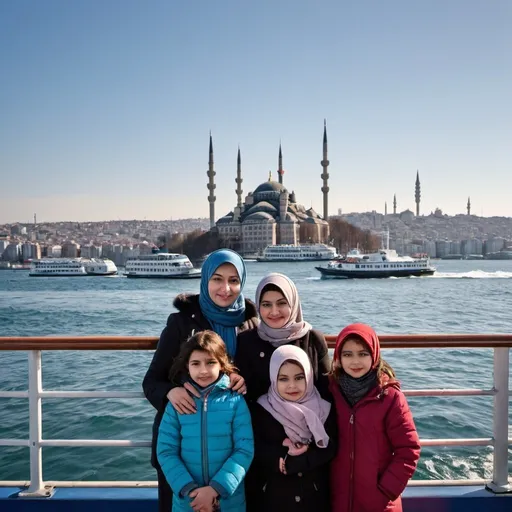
left=1, top=1, right=511, bottom=224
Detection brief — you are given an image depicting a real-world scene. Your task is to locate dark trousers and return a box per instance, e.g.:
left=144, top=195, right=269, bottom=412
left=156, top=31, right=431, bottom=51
left=157, top=465, right=173, bottom=512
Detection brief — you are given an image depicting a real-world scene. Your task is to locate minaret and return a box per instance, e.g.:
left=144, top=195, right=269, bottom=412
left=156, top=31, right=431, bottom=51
left=384, top=202, right=387, bottom=216
left=320, top=119, right=330, bottom=221
left=467, top=197, right=471, bottom=215
left=207, top=133, right=216, bottom=229
left=277, top=143, right=284, bottom=185
left=415, top=170, right=421, bottom=216
left=236, top=147, right=243, bottom=208
left=393, top=194, right=397, bottom=214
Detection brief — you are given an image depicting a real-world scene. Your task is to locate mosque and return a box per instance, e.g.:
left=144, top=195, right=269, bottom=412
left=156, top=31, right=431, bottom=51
left=206, top=123, right=331, bottom=256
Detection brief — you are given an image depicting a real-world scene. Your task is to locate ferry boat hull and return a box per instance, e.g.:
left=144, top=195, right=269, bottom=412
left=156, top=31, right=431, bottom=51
left=125, top=270, right=201, bottom=279
left=316, top=266, right=436, bottom=279
left=258, top=256, right=334, bottom=262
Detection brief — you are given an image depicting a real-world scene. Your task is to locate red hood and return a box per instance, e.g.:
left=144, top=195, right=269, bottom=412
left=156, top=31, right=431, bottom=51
left=334, top=323, right=381, bottom=369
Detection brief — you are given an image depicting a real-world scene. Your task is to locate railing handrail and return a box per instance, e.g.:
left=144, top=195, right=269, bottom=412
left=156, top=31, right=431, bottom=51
left=0, top=337, right=510, bottom=496
left=2, top=333, right=512, bottom=350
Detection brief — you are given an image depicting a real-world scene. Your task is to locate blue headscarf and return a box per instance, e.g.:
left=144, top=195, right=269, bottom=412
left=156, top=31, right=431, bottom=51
left=199, top=249, right=247, bottom=357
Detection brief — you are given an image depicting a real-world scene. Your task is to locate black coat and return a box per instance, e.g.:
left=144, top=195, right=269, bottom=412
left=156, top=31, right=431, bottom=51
left=247, top=402, right=337, bottom=512
left=235, top=328, right=332, bottom=403
left=142, top=293, right=258, bottom=467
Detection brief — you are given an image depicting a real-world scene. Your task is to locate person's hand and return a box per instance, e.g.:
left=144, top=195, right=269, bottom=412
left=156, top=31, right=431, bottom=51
left=279, top=457, right=287, bottom=474
left=282, top=438, right=308, bottom=456
left=228, top=373, right=247, bottom=395
left=189, top=485, right=218, bottom=512
left=167, top=386, right=199, bottom=415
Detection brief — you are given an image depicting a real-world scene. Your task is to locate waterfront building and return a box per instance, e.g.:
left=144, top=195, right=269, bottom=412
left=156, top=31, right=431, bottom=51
left=21, top=242, right=41, bottom=261
left=422, top=240, right=437, bottom=258
left=61, top=241, right=80, bottom=258
left=461, top=239, right=483, bottom=256
left=435, top=240, right=450, bottom=258
left=484, top=237, right=505, bottom=254
left=2, top=243, right=21, bottom=262
left=81, top=244, right=102, bottom=259
left=47, top=245, right=62, bottom=258
left=0, top=240, right=9, bottom=257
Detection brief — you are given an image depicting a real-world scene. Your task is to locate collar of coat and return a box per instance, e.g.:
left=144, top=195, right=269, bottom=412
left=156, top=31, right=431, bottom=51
left=173, top=293, right=258, bottom=323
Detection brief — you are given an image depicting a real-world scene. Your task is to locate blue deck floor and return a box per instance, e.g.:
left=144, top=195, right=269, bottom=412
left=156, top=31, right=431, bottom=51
left=1, top=485, right=511, bottom=511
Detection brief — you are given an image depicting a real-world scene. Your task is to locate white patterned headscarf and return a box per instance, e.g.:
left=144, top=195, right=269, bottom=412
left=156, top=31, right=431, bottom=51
left=255, top=273, right=312, bottom=347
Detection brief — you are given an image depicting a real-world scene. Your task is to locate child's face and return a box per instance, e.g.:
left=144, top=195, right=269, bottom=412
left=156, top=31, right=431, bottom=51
left=340, top=338, right=373, bottom=378
left=208, top=263, right=241, bottom=307
left=276, top=362, right=306, bottom=402
left=260, top=290, right=291, bottom=329
left=188, top=349, right=221, bottom=387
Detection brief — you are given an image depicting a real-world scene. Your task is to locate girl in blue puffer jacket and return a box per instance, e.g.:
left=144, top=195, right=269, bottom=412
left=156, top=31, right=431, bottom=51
left=157, top=330, right=254, bottom=512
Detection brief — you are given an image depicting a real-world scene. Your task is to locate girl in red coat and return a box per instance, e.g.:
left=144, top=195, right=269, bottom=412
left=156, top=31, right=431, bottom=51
left=329, top=323, right=420, bottom=512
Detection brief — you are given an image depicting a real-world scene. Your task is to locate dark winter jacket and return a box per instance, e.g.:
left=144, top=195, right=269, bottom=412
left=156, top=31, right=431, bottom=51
left=247, top=401, right=337, bottom=512
left=329, top=377, right=421, bottom=512
left=235, top=328, right=331, bottom=403
left=143, top=293, right=258, bottom=467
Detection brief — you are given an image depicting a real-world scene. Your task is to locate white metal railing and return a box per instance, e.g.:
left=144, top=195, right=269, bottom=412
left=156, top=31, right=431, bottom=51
left=0, top=337, right=510, bottom=497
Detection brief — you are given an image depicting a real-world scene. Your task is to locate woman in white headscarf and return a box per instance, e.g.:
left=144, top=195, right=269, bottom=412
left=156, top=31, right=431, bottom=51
left=235, top=272, right=331, bottom=403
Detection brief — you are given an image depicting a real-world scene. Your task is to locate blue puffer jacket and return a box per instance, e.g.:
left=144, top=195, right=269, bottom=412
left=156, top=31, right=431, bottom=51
left=157, top=374, right=254, bottom=512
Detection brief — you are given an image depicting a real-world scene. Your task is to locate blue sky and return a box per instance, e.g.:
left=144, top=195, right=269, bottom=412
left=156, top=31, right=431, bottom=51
left=1, top=0, right=511, bottom=223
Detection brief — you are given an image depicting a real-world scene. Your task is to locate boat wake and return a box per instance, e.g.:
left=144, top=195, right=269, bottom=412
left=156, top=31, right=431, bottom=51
left=431, top=270, right=512, bottom=279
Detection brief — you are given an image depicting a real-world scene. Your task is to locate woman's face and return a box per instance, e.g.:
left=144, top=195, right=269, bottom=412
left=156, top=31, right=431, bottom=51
left=207, top=263, right=241, bottom=307
left=259, top=290, right=291, bottom=329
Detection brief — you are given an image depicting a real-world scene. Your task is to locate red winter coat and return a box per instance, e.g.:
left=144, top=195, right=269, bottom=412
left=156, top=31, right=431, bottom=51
left=329, top=377, right=420, bottom=512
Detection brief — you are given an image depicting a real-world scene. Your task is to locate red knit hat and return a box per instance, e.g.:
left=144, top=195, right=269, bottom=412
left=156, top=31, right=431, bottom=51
left=334, top=323, right=381, bottom=369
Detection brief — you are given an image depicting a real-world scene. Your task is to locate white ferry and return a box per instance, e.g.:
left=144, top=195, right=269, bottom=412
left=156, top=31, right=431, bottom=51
left=124, top=253, right=201, bottom=278
left=29, top=258, right=118, bottom=277
left=84, top=258, right=118, bottom=276
left=30, top=258, right=87, bottom=276
left=316, top=249, right=436, bottom=279
left=257, top=243, right=338, bottom=262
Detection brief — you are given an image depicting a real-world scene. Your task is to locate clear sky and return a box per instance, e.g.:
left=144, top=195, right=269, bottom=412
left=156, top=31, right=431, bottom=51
left=1, top=0, right=511, bottom=223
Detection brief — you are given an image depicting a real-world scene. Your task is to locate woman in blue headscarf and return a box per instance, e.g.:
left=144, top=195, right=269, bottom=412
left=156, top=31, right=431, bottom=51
left=143, top=249, right=258, bottom=512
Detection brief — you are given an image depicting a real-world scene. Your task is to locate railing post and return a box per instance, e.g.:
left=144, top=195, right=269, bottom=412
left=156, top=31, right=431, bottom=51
left=18, top=350, right=52, bottom=498
left=486, top=346, right=511, bottom=493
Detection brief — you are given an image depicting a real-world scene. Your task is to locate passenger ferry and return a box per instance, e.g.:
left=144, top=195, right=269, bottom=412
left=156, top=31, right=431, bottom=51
left=257, top=243, right=338, bottom=262
left=29, top=258, right=118, bottom=277
left=84, top=258, right=118, bottom=276
left=124, top=253, right=201, bottom=278
left=316, top=249, right=436, bottom=279
left=29, top=258, right=87, bottom=276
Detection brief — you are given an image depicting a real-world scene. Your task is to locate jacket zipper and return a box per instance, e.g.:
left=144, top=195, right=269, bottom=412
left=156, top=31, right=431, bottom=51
left=201, top=390, right=212, bottom=485
left=348, top=393, right=382, bottom=512
left=349, top=413, right=354, bottom=512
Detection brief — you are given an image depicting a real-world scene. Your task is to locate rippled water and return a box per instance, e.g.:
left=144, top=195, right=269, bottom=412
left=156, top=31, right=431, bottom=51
left=1, top=260, right=511, bottom=482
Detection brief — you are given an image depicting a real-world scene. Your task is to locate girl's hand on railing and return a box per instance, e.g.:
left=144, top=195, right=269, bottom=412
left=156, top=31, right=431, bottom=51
left=167, top=386, right=199, bottom=415
left=228, top=373, right=247, bottom=395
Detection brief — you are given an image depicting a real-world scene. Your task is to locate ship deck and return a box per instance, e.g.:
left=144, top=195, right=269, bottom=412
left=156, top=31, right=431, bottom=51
left=1, top=334, right=510, bottom=510
left=1, top=484, right=511, bottom=511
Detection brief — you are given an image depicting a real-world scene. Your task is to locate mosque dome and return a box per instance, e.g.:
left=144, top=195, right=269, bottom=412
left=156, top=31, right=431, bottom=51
left=245, top=201, right=277, bottom=216
left=243, top=212, right=276, bottom=223
left=217, top=212, right=234, bottom=224
left=253, top=181, right=288, bottom=195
